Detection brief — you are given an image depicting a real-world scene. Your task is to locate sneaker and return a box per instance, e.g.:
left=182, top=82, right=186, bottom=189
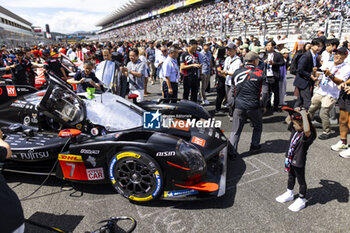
left=331, top=141, right=348, bottom=151
left=223, top=103, right=229, bottom=108
left=288, top=197, right=306, bottom=212
left=318, top=133, right=331, bottom=140
left=339, top=148, right=350, bottom=158
left=276, top=190, right=294, bottom=203
left=229, top=116, right=233, bottom=122
left=204, top=99, right=210, bottom=105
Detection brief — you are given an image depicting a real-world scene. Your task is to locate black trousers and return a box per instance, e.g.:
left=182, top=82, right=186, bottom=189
left=267, top=76, right=279, bottom=108
left=183, top=75, right=199, bottom=102
left=294, top=86, right=312, bottom=110
left=287, top=165, right=307, bottom=198
left=215, top=76, right=226, bottom=111
left=163, top=81, right=178, bottom=103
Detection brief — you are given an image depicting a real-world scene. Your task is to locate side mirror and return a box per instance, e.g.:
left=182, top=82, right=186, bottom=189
left=59, top=129, right=82, bottom=138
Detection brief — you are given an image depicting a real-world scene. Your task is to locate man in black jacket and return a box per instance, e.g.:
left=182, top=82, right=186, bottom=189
left=229, top=52, right=268, bottom=156
left=293, top=38, right=323, bottom=110
left=264, top=41, right=285, bottom=111
left=0, top=130, right=25, bottom=233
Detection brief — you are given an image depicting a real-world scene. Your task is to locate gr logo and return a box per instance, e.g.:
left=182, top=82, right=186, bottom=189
left=143, top=110, right=161, bottom=129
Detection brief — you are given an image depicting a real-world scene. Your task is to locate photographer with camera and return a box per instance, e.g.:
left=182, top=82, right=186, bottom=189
left=0, top=130, right=25, bottom=233
left=309, top=47, right=350, bottom=140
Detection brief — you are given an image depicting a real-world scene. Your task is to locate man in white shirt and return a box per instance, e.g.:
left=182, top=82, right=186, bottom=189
left=155, top=46, right=168, bottom=97
left=309, top=47, right=350, bottom=140
left=162, top=47, right=180, bottom=103
left=220, top=42, right=242, bottom=118
left=327, top=48, right=350, bottom=158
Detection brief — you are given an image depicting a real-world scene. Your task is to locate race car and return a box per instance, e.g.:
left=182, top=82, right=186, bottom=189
left=0, top=53, right=81, bottom=90
left=0, top=74, right=228, bottom=202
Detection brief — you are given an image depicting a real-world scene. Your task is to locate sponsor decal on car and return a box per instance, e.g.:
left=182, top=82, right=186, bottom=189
left=6, top=86, right=16, bottom=96
left=58, top=154, right=83, bottom=162
left=86, top=168, right=104, bottom=181
left=116, top=152, right=140, bottom=160
left=58, top=154, right=88, bottom=180
left=156, top=151, right=176, bottom=157
left=152, top=170, right=161, bottom=197
left=19, top=149, right=49, bottom=160
left=91, top=128, right=99, bottom=136
left=109, top=157, right=117, bottom=184
left=31, top=113, right=38, bottom=124
left=164, top=189, right=198, bottom=197
left=76, top=123, right=82, bottom=130
left=80, top=149, right=100, bottom=155
left=128, top=195, right=153, bottom=202
left=10, top=100, right=26, bottom=108
left=87, top=156, right=97, bottom=167
left=23, top=116, right=30, bottom=126
left=191, top=136, right=206, bottom=147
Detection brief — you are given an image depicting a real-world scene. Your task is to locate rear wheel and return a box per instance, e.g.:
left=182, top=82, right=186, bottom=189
left=109, top=151, right=163, bottom=202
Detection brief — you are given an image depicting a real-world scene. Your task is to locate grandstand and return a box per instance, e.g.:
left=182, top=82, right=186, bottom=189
left=96, top=0, right=350, bottom=42
left=0, top=6, right=36, bottom=47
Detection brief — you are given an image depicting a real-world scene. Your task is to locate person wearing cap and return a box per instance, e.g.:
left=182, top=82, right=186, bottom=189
left=4, top=50, right=43, bottom=86
left=229, top=51, right=268, bottom=156
left=220, top=42, right=242, bottom=119
left=180, top=39, right=202, bottom=102
left=320, top=47, right=350, bottom=156
left=276, top=107, right=316, bottom=212
left=162, top=46, right=180, bottom=103
left=264, top=40, right=285, bottom=112
left=309, top=47, right=349, bottom=141
left=294, top=38, right=324, bottom=110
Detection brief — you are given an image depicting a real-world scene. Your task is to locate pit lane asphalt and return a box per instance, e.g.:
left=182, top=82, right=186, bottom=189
left=3, top=74, right=350, bottom=233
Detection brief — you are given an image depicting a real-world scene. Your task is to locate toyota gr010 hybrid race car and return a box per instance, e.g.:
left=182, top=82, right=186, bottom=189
left=0, top=75, right=228, bottom=202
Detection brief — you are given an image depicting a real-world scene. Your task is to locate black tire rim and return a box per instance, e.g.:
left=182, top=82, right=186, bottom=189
left=115, top=158, right=156, bottom=197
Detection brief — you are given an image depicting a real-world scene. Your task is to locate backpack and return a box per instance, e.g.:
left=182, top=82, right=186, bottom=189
left=290, top=52, right=303, bottom=75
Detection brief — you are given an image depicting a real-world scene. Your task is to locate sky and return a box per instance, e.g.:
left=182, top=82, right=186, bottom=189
left=0, top=0, right=129, bottom=34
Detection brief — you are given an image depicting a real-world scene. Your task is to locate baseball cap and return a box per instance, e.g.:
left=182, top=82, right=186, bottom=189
left=239, top=44, right=249, bottom=49
left=282, top=106, right=302, bottom=120
left=280, top=48, right=291, bottom=54
left=244, top=51, right=259, bottom=61
left=334, top=47, right=348, bottom=55
left=226, top=42, right=237, bottom=49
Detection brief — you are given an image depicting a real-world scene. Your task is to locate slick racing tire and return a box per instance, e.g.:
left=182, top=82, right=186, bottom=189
left=109, top=151, right=164, bottom=203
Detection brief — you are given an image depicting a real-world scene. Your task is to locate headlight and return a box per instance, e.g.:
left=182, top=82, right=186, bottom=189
left=178, top=140, right=206, bottom=172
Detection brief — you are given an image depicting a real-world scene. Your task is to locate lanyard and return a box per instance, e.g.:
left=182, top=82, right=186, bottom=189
left=170, top=59, right=179, bottom=78
left=288, top=131, right=303, bottom=157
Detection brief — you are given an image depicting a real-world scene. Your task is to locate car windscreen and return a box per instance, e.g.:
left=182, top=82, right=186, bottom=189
left=85, top=93, right=144, bottom=131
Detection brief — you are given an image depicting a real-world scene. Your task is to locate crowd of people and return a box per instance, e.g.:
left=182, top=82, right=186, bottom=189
left=100, top=0, right=350, bottom=40
left=1, top=25, right=350, bottom=214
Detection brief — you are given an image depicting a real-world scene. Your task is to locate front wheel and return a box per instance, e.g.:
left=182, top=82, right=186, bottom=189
left=109, top=151, right=163, bottom=202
